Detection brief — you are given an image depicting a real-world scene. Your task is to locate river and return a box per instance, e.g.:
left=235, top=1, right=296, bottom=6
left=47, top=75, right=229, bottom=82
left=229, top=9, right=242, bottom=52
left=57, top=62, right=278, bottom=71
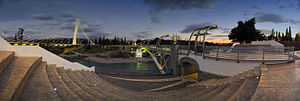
left=68, top=59, right=161, bottom=75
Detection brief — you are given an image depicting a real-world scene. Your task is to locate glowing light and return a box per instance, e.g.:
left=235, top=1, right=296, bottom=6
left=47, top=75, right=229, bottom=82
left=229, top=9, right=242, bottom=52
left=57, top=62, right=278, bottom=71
left=22, top=44, right=26, bottom=46
left=13, top=43, right=19, bottom=46
left=136, top=62, right=141, bottom=70
left=30, top=44, right=33, bottom=46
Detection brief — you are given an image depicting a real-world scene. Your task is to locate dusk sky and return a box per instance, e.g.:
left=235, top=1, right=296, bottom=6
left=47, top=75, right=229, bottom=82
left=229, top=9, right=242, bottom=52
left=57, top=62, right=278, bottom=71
left=1, top=0, right=300, bottom=43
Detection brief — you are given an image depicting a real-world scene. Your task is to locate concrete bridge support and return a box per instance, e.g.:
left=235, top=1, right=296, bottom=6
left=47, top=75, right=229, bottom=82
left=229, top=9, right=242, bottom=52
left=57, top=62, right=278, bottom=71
left=170, top=45, right=180, bottom=76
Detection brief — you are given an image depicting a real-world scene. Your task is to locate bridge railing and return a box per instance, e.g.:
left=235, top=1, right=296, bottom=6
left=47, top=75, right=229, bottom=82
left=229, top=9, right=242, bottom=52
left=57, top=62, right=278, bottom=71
left=145, top=45, right=172, bottom=53
left=179, top=45, right=295, bottom=64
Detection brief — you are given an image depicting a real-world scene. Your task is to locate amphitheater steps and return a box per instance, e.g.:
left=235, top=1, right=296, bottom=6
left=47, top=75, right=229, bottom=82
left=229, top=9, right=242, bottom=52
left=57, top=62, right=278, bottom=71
left=56, top=67, right=98, bottom=101
left=0, top=51, right=14, bottom=75
left=209, top=80, right=244, bottom=101
left=64, top=69, right=107, bottom=100
left=0, top=56, right=41, bottom=101
left=66, top=70, right=124, bottom=101
left=176, top=86, right=218, bottom=101
left=147, top=80, right=188, bottom=92
left=78, top=70, right=131, bottom=101
left=18, top=62, right=61, bottom=101
left=46, top=64, right=82, bottom=101
left=192, top=85, right=227, bottom=101
left=227, top=68, right=260, bottom=101
left=148, top=85, right=206, bottom=101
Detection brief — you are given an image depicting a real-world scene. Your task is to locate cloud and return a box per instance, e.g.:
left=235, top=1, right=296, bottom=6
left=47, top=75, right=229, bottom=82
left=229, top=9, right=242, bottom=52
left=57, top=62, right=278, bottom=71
left=59, top=20, right=109, bottom=38
left=211, top=35, right=227, bottom=37
left=278, top=5, right=288, bottom=9
left=260, top=29, right=272, bottom=34
left=61, top=12, right=76, bottom=18
left=254, top=12, right=300, bottom=24
left=220, top=27, right=231, bottom=33
left=207, top=38, right=216, bottom=40
left=143, top=0, right=224, bottom=23
left=134, top=31, right=153, bottom=39
left=180, top=23, right=214, bottom=33
left=249, top=5, right=261, bottom=9
left=32, top=14, right=54, bottom=21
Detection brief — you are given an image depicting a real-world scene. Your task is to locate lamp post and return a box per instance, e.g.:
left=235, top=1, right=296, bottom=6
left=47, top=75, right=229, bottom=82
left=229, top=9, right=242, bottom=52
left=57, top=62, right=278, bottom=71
left=187, top=25, right=217, bottom=56
left=156, top=34, right=170, bottom=49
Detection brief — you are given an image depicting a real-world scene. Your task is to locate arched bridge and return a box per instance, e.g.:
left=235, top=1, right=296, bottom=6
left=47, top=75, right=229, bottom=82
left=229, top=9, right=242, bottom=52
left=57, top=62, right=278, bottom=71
left=141, top=45, right=295, bottom=80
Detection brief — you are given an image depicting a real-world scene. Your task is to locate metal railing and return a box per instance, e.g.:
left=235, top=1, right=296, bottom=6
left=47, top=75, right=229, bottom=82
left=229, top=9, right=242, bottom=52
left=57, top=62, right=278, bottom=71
left=145, top=45, right=172, bottom=53
left=179, top=45, right=295, bottom=64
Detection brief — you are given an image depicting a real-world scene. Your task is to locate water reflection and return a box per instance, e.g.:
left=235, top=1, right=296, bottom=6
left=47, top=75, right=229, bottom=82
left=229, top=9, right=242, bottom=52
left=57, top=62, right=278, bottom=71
left=69, top=59, right=160, bottom=75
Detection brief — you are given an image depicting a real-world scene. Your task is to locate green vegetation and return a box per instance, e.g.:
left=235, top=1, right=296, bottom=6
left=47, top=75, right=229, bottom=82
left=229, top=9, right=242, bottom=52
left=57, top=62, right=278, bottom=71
left=228, top=18, right=262, bottom=43
left=74, top=45, right=119, bottom=54
left=41, top=46, right=74, bottom=55
left=64, top=51, right=75, bottom=55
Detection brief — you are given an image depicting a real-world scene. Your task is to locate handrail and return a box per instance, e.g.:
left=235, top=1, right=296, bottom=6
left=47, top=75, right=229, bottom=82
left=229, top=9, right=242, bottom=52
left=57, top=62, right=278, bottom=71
left=144, top=45, right=295, bottom=63
left=178, top=45, right=295, bottom=63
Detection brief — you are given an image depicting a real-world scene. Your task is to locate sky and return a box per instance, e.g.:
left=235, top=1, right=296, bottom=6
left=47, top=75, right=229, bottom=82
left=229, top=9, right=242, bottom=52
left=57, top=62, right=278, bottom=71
left=0, top=0, right=300, bottom=43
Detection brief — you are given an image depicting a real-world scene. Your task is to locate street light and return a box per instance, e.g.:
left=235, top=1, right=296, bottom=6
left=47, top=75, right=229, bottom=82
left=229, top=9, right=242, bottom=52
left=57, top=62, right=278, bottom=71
left=156, top=34, right=170, bottom=49
left=187, top=25, right=217, bottom=56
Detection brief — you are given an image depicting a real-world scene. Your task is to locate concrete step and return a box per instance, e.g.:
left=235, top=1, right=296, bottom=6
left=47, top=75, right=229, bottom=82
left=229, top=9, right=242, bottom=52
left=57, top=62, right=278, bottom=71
left=192, top=85, right=227, bottom=101
left=0, top=56, right=41, bottom=101
left=246, top=69, right=255, bottom=78
left=19, top=62, right=60, bottom=101
left=56, top=67, right=98, bottom=101
left=149, top=85, right=206, bottom=101
left=66, top=70, right=123, bottom=101
left=0, top=51, right=14, bottom=75
left=210, top=80, right=244, bottom=101
left=147, top=80, right=188, bottom=92
left=64, top=69, right=107, bottom=100
left=46, top=65, right=82, bottom=101
left=228, top=77, right=260, bottom=101
left=253, top=67, right=261, bottom=77
left=78, top=71, right=129, bottom=101
left=175, top=86, right=218, bottom=101
left=239, top=71, right=248, bottom=80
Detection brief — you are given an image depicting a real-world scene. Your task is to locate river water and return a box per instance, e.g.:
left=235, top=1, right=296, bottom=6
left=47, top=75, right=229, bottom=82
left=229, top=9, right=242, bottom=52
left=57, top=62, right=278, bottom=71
left=68, top=59, right=161, bottom=75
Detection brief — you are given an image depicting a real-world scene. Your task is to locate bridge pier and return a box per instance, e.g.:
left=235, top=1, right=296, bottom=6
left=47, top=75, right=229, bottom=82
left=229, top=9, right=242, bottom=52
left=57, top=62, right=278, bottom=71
left=170, top=45, right=180, bottom=76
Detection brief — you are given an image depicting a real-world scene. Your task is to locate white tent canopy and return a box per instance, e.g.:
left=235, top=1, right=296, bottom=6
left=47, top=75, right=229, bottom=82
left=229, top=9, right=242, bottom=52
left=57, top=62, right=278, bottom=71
left=251, top=40, right=284, bottom=47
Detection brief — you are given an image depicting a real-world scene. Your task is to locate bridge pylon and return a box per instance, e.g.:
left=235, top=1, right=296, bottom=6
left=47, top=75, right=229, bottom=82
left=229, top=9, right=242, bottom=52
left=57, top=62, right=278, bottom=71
left=72, top=18, right=79, bottom=45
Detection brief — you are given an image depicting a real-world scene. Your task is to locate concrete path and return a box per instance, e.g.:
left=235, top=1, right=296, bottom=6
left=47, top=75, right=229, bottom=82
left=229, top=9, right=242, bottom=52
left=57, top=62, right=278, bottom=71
left=251, top=61, right=300, bottom=101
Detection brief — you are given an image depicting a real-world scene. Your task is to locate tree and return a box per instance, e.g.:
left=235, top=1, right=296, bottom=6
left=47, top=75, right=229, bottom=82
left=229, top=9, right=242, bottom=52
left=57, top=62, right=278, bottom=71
left=228, top=18, right=261, bottom=43
left=280, top=33, right=284, bottom=41
left=286, top=28, right=289, bottom=41
left=289, top=26, right=292, bottom=41
left=271, top=29, right=275, bottom=40
left=98, top=37, right=102, bottom=44
left=295, top=32, right=300, bottom=41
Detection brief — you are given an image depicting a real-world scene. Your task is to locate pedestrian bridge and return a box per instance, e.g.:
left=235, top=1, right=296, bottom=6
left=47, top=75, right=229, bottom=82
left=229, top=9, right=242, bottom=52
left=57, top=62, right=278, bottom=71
left=143, top=45, right=295, bottom=77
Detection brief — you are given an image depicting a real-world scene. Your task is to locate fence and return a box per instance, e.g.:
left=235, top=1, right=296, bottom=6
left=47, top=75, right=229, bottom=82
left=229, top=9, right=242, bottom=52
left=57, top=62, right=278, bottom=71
left=179, top=45, right=295, bottom=64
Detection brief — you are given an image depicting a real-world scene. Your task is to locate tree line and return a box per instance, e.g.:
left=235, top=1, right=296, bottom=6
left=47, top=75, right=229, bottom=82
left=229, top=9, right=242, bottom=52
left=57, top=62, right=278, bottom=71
left=228, top=18, right=300, bottom=43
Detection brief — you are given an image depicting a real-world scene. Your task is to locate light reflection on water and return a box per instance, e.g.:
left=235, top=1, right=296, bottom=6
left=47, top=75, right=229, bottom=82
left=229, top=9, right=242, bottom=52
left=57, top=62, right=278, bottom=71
left=68, top=59, right=160, bottom=75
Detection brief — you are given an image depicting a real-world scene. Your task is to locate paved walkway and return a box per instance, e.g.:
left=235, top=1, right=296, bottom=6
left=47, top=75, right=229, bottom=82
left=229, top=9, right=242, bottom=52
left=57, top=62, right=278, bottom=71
left=251, top=61, right=300, bottom=101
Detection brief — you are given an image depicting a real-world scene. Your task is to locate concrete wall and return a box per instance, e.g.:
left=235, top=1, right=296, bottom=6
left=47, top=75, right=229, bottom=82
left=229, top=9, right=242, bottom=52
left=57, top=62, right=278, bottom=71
left=0, top=37, right=94, bottom=71
left=179, top=55, right=260, bottom=76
